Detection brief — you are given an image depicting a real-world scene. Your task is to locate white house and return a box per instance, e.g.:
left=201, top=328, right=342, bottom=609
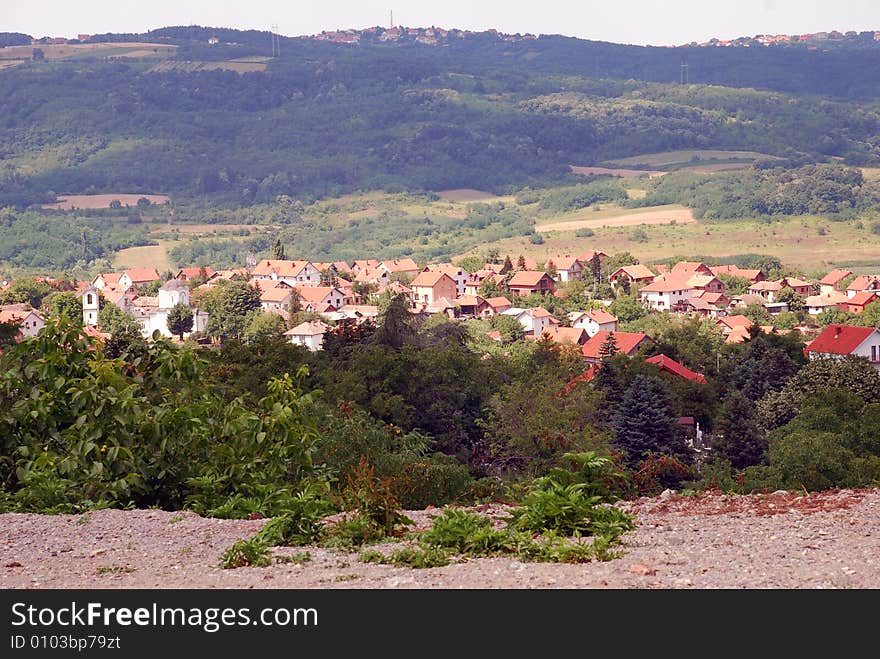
left=285, top=320, right=330, bottom=351
left=568, top=309, right=619, bottom=337
left=0, top=306, right=45, bottom=338
left=423, top=264, right=470, bottom=297
left=547, top=256, right=583, bottom=283
left=639, top=276, right=695, bottom=311
left=805, top=324, right=880, bottom=371
left=501, top=307, right=556, bottom=336
left=250, top=259, right=322, bottom=286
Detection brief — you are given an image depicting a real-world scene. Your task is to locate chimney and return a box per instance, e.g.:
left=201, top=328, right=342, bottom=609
left=834, top=325, right=841, bottom=338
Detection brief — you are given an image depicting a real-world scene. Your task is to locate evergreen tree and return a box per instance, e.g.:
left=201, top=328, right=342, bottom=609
left=599, top=332, right=619, bottom=359
left=711, top=391, right=767, bottom=469
left=612, top=375, right=687, bottom=468
left=273, top=238, right=285, bottom=260
left=517, top=254, right=526, bottom=270
left=591, top=253, right=602, bottom=282
left=501, top=255, right=513, bottom=274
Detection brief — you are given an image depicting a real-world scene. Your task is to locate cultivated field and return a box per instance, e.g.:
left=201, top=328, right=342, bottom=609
left=43, top=194, right=171, bottom=210
left=436, top=189, right=504, bottom=202
left=148, top=60, right=268, bottom=74
left=570, top=165, right=666, bottom=178
left=466, top=214, right=880, bottom=275
left=535, top=206, right=695, bottom=232
left=113, top=242, right=174, bottom=273
left=0, top=42, right=177, bottom=65
left=602, top=149, right=780, bottom=168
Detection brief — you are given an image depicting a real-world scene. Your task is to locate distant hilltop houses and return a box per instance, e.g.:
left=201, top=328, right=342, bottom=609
left=690, top=29, right=880, bottom=48
left=304, top=25, right=537, bottom=46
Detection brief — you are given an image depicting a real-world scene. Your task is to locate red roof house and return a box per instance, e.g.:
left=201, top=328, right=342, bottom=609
left=645, top=354, right=707, bottom=384
left=581, top=331, right=652, bottom=364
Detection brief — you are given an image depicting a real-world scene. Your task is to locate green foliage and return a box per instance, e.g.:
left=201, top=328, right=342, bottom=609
left=98, top=302, right=140, bottom=335
left=250, top=493, right=331, bottom=547
left=42, top=291, right=83, bottom=326
left=711, top=391, right=767, bottom=469
left=243, top=311, right=286, bottom=345
left=200, top=279, right=261, bottom=341
left=609, top=295, right=648, bottom=324
left=0, top=276, right=55, bottom=308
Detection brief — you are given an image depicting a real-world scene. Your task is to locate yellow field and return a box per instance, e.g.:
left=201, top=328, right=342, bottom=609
left=457, top=213, right=880, bottom=275
left=535, top=206, right=695, bottom=232
left=0, top=42, right=176, bottom=63
left=113, top=242, right=173, bottom=273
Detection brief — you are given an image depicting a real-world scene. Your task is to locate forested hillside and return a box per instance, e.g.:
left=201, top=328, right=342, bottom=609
left=4, top=25, right=880, bottom=210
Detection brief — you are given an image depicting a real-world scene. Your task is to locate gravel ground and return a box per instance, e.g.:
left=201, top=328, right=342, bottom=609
left=2, top=488, right=878, bottom=589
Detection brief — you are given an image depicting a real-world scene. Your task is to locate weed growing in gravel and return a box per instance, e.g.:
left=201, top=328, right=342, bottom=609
left=274, top=551, right=311, bottom=565
left=220, top=539, right=272, bottom=569
left=359, top=546, right=451, bottom=568
left=96, top=566, right=135, bottom=575
left=251, top=493, right=329, bottom=547
left=334, top=573, right=361, bottom=582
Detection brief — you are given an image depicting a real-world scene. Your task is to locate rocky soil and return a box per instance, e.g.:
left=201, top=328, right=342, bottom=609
left=2, top=488, right=878, bottom=589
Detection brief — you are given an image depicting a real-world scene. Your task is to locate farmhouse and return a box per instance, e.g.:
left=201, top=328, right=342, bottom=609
left=546, top=256, right=583, bottom=282
left=839, top=291, right=879, bottom=314
left=805, top=324, right=880, bottom=370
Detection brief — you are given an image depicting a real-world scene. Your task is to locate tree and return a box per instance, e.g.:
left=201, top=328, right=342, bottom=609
left=517, top=255, right=526, bottom=270
left=0, top=277, right=54, bottom=308
left=244, top=312, right=287, bottom=344
left=373, top=293, right=419, bottom=349
left=501, top=255, right=513, bottom=274
left=711, top=391, right=766, bottom=469
left=776, top=287, right=805, bottom=313
left=545, top=259, right=558, bottom=279
left=272, top=238, right=285, bottom=260
left=612, top=375, right=687, bottom=468
left=608, top=294, right=647, bottom=324
left=166, top=302, right=194, bottom=340
left=31, top=48, right=44, bottom=61
left=599, top=332, right=619, bottom=359
left=490, top=314, right=525, bottom=343
left=98, top=303, right=140, bottom=336
left=43, top=291, right=83, bottom=327
left=109, top=199, right=122, bottom=209
left=201, top=280, right=261, bottom=342
left=136, top=197, right=152, bottom=208
left=590, top=253, right=602, bottom=283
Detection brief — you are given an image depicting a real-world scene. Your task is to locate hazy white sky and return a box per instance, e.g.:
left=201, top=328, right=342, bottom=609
left=3, top=1, right=878, bottom=46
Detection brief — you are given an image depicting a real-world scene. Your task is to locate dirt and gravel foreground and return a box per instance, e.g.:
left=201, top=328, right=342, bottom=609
left=1, top=488, right=878, bottom=589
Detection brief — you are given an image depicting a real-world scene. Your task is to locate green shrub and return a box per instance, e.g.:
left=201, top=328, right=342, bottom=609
left=575, top=228, right=594, bottom=238
left=251, top=492, right=330, bottom=547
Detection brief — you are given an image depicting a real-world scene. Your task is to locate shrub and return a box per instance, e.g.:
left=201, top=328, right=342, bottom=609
left=529, top=233, right=545, bottom=245
left=575, top=228, right=594, bottom=238
left=220, top=539, right=272, bottom=569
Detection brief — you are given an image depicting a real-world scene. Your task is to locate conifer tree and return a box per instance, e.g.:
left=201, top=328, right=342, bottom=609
left=612, top=375, right=687, bottom=468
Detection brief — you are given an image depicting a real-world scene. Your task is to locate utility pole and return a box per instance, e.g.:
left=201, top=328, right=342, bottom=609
left=680, top=57, right=689, bottom=84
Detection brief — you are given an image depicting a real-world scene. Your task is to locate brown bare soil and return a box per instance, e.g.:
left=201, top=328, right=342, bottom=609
left=0, top=43, right=176, bottom=61
left=536, top=208, right=695, bottom=232
left=2, top=488, right=877, bottom=589
left=42, top=194, right=171, bottom=210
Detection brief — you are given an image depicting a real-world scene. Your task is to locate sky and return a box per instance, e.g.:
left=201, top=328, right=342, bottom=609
left=3, top=0, right=879, bottom=47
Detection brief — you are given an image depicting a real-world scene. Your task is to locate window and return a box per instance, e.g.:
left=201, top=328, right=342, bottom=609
left=873, top=346, right=878, bottom=362
left=86, top=294, right=93, bottom=305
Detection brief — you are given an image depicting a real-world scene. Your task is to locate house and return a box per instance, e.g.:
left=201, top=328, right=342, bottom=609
left=352, top=259, right=381, bottom=271
left=92, top=272, right=124, bottom=291
left=251, top=260, right=322, bottom=286
left=547, top=256, right=583, bottom=282
left=669, top=261, right=714, bottom=277
left=846, top=275, right=880, bottom=299
left=481, top=296, right=513, bottom=317
left=534, top=326, right=588, bottom=345
left=294, top=286, right=347, bottom=312
left=455, top=295, right=489, bottom=317
left=353, top=266, right=391, bottom=287
left=806, top=291, right=848, bottom=315
left=284, top=321, right=330, bottom=351
left=716, top=314, right=753, bottom=336
left=645, top=354, right=707, bottom=384
left=805, top=324, right=880, bottom=370
left=381, top=258, right=421, bottom=280
left=683, top=297, right=720, bottom=318
left=638, top=275, right=696, bottom=311
left=502, top=307, right=556, bottom=336
left=410, top=271, right=458, bottom=308
left=259, top=285, right=294, bottom=316
left=0, top=307, right=45, bottom=338
left=176, top=266, right=216, bottom=281
left=568, top=309, right=618, bottom=337
left=581, top=331, right=652, bottom=364
left=424, top=264, right=470, bottom=297
left=464, top=271, right=505, bottom=296
left=779, top=277, right=813, bottom=297
left=695, top=291, right=730, bottom=308
left=839, top=291, right=880, bottom=314
left=506, top=271, right=555, bottom=297
left=818, top=269, right=852, bottom=295
left=708, top=264, right=767, bottom=283
left=609, top=264, right=655, bottom=290
left=747, top=280, right=783, bottom=302
left=123, top=268, right=161, bottom=289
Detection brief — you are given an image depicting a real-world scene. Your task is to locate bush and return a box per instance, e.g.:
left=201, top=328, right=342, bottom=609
left=575, top=228, right=594, bottom=238
left=530, top=233, right=545, bottom=245
left=220, top=539, right=272, bottom=569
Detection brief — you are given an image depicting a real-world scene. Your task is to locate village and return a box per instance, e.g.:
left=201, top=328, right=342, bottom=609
left=3, top=249, right=880, bottom=378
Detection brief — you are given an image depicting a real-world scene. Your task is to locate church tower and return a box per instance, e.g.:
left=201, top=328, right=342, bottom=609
left=80, top=285, right=100, bottom=327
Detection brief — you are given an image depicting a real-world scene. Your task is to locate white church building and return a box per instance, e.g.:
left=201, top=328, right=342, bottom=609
left=81, top=279, right=208, bottom=339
